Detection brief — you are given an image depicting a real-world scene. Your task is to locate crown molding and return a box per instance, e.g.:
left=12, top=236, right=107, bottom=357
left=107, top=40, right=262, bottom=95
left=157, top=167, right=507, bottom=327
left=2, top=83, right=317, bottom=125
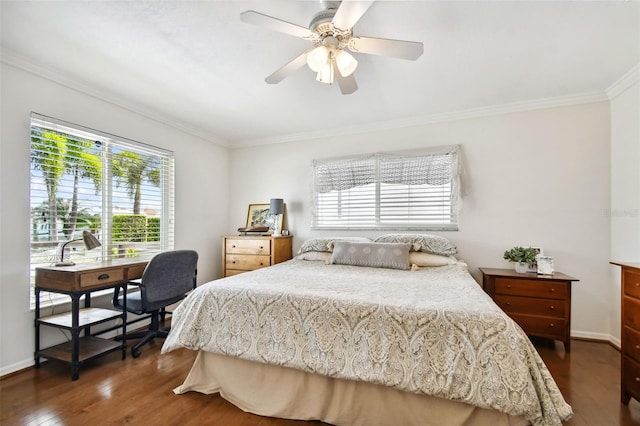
left=606, top=63, right=640, bottom=99
left=233, top=91, right=609, bottom=148
left=1, top=48, right=229, bottom=148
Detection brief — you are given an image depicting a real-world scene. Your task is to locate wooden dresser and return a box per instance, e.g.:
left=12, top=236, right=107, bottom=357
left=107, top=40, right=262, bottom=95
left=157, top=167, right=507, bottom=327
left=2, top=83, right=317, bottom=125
left=480, top=267, right=578, bottom=352
left=611, top=261, right=640, bottom=404
left=222, top=235, right=293, bottom=277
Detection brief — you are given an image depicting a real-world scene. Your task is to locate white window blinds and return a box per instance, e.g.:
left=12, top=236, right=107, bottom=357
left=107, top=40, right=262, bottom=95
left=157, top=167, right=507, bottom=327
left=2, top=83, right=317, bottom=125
left=30, top=113, right=175, bottom=307
left=312, top=146, right=460, bottom=230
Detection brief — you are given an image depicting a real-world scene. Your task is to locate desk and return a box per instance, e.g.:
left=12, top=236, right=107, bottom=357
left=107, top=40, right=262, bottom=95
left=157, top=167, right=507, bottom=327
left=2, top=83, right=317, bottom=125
left=35, top=259, right=148, bottom=380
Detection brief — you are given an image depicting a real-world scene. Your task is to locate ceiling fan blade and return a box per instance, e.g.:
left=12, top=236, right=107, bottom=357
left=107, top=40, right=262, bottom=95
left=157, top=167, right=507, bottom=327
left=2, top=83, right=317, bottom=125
left=265, top=51, right=310, bottom=84
left=348, top=36, right=424, bottom=60
left=335, top=67, right=358, bottom=95
left=241, top=10, right=315, bottom=39
left=332, top=1, right=375, bottom=31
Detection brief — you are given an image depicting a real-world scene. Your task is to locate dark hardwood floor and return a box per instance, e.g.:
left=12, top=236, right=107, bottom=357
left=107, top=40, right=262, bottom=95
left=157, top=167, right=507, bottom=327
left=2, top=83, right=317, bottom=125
left=1, top=338, right=639, bottom=425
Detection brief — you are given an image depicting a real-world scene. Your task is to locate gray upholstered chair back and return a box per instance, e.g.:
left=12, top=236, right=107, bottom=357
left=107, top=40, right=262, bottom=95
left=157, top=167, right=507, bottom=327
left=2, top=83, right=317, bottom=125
left=138, top=250, right=198, bottom=312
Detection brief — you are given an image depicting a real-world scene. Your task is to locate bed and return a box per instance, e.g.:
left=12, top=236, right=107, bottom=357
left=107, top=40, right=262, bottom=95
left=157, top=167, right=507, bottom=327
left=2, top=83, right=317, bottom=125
left=161, top=237, right=572, bottom=426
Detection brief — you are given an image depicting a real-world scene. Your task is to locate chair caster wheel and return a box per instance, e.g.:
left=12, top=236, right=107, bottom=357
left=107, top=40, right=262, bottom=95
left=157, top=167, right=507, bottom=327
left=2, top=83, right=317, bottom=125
left=132, top=348, right=141, bottom=358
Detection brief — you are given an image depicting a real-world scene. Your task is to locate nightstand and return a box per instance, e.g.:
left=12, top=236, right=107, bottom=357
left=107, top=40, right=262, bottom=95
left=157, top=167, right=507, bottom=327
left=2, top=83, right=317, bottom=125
left=480, top=267, right=578, bottom=352
left=222, top=235, right=293, bottom=277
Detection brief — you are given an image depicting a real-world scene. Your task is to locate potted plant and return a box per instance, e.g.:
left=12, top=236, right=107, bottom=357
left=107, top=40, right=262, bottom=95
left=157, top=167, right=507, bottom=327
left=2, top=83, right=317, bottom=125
left=503, top=246, right=538, bottom=273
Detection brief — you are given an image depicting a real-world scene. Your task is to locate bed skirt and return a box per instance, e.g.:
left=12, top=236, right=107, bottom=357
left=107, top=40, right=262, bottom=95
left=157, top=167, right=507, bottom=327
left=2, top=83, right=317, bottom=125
left=174, top=351, right=528, bottom=426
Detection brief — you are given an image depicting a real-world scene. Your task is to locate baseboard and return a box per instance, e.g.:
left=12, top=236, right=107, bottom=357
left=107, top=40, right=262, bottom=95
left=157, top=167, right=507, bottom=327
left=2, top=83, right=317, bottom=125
left=571, top=330, right=620, bottom=349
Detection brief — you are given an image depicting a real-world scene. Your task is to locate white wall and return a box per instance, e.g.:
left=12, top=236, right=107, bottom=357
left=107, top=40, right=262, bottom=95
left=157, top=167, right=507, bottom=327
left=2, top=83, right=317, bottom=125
left=609, top=77, right=640, bottom=344
left=0, top=63, right=229, bottom=375
left=229, top=102, right=612, bottom=341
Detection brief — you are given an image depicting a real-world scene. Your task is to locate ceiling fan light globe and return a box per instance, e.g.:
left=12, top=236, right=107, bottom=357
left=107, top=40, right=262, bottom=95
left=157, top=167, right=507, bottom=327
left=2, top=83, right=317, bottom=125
left=307, top=45, right=330, bottom=72
left=335, top=49, right=358, bottom=77
left=316, top=62, right=334, bottom=84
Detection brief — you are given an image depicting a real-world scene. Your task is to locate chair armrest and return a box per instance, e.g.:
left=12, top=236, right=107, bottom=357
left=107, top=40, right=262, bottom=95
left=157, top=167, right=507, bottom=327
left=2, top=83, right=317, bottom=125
left=112, top=280, right=143, bottom=310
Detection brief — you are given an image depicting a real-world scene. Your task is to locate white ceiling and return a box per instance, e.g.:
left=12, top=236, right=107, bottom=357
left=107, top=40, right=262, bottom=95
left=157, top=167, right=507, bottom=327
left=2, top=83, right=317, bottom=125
left=1, top=1, right=638, bottom=147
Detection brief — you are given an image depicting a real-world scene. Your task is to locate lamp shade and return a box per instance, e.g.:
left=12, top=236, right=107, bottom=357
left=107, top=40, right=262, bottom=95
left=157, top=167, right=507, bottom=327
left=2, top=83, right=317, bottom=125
left=335, top=49, right=358, bottom=77
left=316, top=61, right=334, bottom=84
left=269, top=198, right=284, bottom=215
left=82, top=230, right=101, bottom=250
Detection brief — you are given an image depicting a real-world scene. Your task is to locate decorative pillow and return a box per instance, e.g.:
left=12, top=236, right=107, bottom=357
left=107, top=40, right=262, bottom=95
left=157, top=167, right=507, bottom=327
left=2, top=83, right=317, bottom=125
left=330, top=241, right=411, bottom=270
left=295, top=251, right=332, bottom=262
left=298, top=237, right=372, bottom=254
left=373, top=234, right=457, bottom=256
left=409, top=252, right=458, bottom=267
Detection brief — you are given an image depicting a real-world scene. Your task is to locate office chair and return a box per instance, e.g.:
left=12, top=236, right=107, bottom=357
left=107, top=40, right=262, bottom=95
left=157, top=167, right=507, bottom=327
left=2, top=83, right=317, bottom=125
left=112, top=249, right=198, bottom=358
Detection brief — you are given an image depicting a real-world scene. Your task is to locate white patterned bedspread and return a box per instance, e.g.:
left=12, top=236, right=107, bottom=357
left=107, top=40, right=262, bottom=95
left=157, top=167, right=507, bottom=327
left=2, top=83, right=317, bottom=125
left=162, top=260, right=572, bottom=426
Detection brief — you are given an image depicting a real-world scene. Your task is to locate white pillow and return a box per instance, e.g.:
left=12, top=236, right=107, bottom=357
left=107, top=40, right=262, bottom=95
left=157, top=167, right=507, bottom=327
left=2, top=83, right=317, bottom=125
left=297, top=237, right=371, bottom=254
left=409, top=252, right=458, bottom=267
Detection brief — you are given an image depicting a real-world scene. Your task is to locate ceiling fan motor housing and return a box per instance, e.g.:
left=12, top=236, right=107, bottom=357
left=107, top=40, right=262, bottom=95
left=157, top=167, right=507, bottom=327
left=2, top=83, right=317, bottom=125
left=309, top=1, right=351, bottom=47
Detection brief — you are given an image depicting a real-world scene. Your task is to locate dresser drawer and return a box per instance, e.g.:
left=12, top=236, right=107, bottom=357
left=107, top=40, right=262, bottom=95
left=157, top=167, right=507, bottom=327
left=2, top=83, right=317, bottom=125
left=226, top=239, right=271, bottom=255
left=226, top=254, right=271, bottom=271
left=624, top=326, right=640, bottom=364
left=494, top=278, right=568, bottom=300
left=623, top=356, right=640, bottom=401
left=509, top=313, right=566, bottom=340
left=624, top=269, right=640, bottom=300
left=494, top=295, right=566, bottom=318
left=624, top=296, right=640, bottom=330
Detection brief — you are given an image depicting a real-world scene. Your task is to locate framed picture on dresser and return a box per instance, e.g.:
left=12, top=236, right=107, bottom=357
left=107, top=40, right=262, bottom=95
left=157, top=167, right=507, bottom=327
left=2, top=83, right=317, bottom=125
left=246, top=203, right=285, bottom=234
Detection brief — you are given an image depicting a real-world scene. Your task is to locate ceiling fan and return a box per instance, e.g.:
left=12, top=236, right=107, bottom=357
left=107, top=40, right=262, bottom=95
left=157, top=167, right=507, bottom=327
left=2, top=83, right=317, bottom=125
left=240, top=1, right=424, bottom=95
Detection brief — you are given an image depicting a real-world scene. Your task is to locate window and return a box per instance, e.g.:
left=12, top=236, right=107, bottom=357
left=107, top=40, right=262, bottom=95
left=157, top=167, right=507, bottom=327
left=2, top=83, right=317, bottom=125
left=312, top=146, right=460, bottom=230
left=30, top=113, right=175, bottom=307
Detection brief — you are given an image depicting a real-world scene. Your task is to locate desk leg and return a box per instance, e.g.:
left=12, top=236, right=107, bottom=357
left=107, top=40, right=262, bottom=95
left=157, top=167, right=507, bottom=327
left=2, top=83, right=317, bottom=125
left=121, top=283, right=127, bottom=360
left=34, top=288, right=41, bottom=368
left=71, top=294, right=81, bottom=381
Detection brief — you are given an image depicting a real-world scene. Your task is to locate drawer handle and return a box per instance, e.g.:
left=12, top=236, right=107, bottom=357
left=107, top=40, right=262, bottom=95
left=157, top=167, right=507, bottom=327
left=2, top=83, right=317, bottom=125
left=549, top=306, right=555, bottom=310
left=636, top=282, right=640, bottom=287
left=98, top=273, right=110, bottom=280
left=260, top=246, right=264, bottom=249
left=635, top=345, right=640, bottom=350
left=505, top=302, right=511, bottom=306
left=260, top=262, right=264, bottom=266
left=232, top=245, right=236, bottom=248
left=636, top=377, right=640, bottom=382
left=549, top=323, right=555, bottom=328
left=232, top=261, right=236, bottom=264
left=506, top=284, right=511, bottom=289
left=550, top=288, right=556, bottom=293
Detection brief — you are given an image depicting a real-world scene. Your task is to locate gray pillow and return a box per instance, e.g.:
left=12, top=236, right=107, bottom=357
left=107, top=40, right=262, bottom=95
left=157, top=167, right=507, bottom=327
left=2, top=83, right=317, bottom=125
left=372, top=233, right=457, bottom=256
left=329, top=241, right=411, bottom=270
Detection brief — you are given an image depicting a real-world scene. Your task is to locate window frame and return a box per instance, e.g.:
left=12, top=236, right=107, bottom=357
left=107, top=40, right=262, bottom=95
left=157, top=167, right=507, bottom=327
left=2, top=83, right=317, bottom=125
left=311, top=146, right=460, bottom=231
left=29, top=113, right=175, bottom=308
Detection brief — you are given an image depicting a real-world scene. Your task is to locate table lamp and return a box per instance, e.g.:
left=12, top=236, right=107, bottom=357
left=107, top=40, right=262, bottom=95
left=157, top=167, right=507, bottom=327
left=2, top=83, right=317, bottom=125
left=269, top=198, right=284, bottom=237
left=56, top=230, right=102, bottom=266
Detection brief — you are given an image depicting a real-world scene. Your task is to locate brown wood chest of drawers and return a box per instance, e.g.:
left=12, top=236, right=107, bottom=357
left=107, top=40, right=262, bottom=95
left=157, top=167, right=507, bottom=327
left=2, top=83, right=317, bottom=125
left=611, top=261, right=640, bottom=404
left=222, top=235, right=293, bottom=277
left=480, top=267, right=578, bottom=352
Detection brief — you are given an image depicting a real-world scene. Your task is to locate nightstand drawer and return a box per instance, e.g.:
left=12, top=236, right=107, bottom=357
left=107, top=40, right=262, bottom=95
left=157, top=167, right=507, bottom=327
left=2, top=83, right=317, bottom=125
left=509, top=313, right=566, bottom=340
left=624, top=269, right=640, bottom=300
left=494, top=295, right=566, bottom=318
left=226, top=254, right=271, bottom=271
left=494, top=278, right=568, bottom=300
left=226, top=239, right=271, bottom=255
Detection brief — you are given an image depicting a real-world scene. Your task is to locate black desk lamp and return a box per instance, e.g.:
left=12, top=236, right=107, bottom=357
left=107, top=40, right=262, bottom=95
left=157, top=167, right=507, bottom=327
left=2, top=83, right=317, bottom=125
left=56, top=230, right=102, bottom=267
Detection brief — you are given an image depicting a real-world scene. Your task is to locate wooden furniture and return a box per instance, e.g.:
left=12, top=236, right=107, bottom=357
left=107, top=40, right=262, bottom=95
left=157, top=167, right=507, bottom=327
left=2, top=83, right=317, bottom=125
left=222, top=235, right=293, bottom=277
left=480, top=267, right=578, bottom=352
left=35, top=259, right=148, bottom=380
left=611, top=261, right=640, bottom=404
